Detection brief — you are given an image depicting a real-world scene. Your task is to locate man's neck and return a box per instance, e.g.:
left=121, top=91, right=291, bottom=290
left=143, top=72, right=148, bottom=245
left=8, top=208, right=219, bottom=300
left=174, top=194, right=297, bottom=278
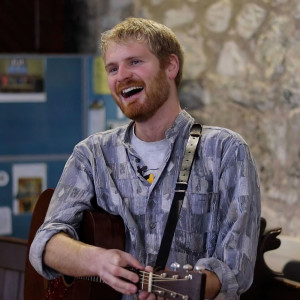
left=134, top=101, right=181, bottom=142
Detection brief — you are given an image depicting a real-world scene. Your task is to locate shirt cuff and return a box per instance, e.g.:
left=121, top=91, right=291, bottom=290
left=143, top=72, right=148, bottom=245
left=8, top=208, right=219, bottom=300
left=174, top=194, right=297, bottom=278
left=195, top=257, right=239, bottom=300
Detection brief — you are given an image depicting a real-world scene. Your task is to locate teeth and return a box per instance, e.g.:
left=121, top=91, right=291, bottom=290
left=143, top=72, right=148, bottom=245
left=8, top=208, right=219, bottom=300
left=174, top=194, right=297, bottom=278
left=121, top=86, right=144, bottom=98
left=122, top=86, right=143, bottom=94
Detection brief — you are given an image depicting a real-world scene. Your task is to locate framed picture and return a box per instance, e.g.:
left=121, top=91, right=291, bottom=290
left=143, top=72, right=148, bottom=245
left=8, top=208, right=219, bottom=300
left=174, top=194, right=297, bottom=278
left=12, top=163, right=47, bottom=214
left=0, top=57, right=46, bottom=103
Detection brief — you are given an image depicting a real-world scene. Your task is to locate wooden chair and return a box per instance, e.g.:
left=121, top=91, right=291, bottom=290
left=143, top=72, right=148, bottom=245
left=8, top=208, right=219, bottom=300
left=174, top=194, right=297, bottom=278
left=241, top=218, right=300, bottom=299
left=24, top=188, right=54, bottom=300
left=0, top=236, right=27, bottom=300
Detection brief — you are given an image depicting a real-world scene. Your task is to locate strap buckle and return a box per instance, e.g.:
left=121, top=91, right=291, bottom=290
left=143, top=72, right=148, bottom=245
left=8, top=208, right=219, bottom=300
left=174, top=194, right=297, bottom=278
left=175, top=182, right=188, bottom=192
left=190, top=123, right=202, bottom=137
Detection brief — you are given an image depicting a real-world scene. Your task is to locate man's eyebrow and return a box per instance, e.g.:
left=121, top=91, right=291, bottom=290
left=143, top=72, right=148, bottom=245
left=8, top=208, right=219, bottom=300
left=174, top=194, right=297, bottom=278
left=106, top=56, right=143, bottom=68
left=105, top=62, right=116, bottom=71
left=126, top=56, right=143, bottom=61
left=105, top=56, right=144, bottom=71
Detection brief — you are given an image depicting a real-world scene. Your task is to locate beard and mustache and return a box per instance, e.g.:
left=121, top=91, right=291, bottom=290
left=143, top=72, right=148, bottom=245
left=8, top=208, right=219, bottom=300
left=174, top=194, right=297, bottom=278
left=112, top=68, right=170, bottom=122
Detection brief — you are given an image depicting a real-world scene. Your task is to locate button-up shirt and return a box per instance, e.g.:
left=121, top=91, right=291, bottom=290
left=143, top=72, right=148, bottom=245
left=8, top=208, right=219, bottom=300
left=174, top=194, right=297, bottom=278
left=30, top=110, right=261, bottom=299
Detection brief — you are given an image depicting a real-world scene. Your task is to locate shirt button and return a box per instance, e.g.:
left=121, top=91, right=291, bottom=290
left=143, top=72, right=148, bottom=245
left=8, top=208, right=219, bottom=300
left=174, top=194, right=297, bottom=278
left=150, top=222, right=156, bottom=229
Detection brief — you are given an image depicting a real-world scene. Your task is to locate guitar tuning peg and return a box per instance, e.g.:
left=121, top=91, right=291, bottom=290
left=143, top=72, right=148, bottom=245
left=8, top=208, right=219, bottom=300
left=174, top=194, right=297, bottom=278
left=156, top=290, right=165, bottom=296
left=195, top=265, right=205, bottom=272
left=183, top=264, right=193, bottom=272
left=170, top=262, right=180, bottom=271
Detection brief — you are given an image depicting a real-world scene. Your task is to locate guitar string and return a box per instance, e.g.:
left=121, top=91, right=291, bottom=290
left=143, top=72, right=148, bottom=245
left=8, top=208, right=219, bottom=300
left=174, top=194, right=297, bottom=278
left=79, top=271, right=190, bottom=283
left=78, top=272, right=191, bottom=298
left=138, top=272, right=190, bottom=298
left=79, top=275, right=189, bottom=298
left=139, top=280, right=189, bottom=298
left=139, top=271, right=190, bottom=281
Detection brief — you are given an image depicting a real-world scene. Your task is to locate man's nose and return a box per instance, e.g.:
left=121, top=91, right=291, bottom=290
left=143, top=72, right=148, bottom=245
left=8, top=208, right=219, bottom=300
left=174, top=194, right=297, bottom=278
left=117, top=65, right=132, bottom=82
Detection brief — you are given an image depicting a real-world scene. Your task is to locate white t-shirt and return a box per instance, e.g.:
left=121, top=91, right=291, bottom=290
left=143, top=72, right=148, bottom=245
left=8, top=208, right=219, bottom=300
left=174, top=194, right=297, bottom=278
left=131, top=127, right=168, bottom=183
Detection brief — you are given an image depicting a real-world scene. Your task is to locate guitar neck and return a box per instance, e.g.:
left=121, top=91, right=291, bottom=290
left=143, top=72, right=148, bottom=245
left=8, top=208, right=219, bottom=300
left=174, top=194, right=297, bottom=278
left=74, top=268, right=206, bottom=300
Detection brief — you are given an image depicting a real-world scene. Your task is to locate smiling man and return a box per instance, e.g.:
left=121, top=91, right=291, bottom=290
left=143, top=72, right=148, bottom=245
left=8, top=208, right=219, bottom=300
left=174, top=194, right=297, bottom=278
left=30, top=18, right=261, bottom=300
left=102, top=25, right=182, bottom=142
left=106, top=41, right=172, bottom=124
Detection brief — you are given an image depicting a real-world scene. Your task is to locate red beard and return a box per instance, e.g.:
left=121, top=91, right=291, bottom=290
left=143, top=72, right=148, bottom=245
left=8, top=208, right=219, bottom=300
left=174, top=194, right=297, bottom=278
left=113, top=69, right=170, bottom=122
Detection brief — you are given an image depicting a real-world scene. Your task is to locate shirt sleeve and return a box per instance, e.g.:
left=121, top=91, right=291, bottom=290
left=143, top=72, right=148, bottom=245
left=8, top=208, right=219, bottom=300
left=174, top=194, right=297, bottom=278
left=195, top=140, right=261, bottom=299
left=29, top=146, right=95, bottom=279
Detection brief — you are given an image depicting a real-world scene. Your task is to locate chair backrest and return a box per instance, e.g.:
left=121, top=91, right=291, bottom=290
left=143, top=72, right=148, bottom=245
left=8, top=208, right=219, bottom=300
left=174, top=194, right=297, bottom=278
left=241, top=218, right=300, bottom=300
left=24, top=188, right=54, bottom=300
left=0, top=236, right=27, bottom=300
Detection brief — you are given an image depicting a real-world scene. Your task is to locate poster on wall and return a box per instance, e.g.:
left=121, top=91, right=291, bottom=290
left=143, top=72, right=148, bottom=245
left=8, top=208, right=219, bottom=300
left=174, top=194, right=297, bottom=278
left=0, top=207, right=12, bottom=235
left=0, top=57, right=46, bottom=102
left=12, top=163, right=47, bottom=214
left=88, top=100, right=106, bottom=135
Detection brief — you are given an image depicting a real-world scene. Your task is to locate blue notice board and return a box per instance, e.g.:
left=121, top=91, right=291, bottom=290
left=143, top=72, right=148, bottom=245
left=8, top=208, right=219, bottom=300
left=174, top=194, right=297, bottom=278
left=0, top=55, right=86, bottom=239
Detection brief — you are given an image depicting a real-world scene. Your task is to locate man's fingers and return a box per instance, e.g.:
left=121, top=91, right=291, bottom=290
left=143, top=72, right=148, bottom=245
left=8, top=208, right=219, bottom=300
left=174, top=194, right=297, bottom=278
left=95, top=249, right=144, bottom=295
left=113, top=264, right=140, bottom=283
left=144, top=265, right=154, bottom=273
left=138, top=291, right=157, bottom=300
left=122, top=251, right=144, bottom=270
left=103, top=272, right=138, bottom=295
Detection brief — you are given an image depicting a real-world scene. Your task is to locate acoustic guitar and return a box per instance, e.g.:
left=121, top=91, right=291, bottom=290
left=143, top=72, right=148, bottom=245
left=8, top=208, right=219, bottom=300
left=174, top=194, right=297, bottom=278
left=25, top=189, right=206, bottom=300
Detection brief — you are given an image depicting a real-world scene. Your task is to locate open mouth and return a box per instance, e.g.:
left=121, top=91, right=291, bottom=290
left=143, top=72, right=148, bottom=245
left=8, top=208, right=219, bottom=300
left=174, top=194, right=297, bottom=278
left=121, top=86, right=144, bottom=99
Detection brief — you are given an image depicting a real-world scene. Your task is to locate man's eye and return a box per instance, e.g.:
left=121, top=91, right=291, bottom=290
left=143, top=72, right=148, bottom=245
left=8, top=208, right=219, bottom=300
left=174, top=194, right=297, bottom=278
left=131, top=60, right=141, bottom=65
left=108, top=67, right=118, bottom=74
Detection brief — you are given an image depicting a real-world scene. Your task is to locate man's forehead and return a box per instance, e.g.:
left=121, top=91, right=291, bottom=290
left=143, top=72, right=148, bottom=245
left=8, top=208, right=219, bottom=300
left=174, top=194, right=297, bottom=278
left=106, top=37, right=147, bottom=50
left=104, top=39, right=152, bottom=62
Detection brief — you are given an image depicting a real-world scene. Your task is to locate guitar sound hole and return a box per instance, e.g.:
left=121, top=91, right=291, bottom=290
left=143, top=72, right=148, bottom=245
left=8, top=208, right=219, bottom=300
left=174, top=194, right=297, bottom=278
left=63, top=275, right=75, bottom=285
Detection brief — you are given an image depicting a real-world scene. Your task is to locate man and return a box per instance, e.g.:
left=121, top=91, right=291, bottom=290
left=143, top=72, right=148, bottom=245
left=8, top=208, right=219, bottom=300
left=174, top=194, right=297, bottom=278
left=30, top=18, right=261, bottom=299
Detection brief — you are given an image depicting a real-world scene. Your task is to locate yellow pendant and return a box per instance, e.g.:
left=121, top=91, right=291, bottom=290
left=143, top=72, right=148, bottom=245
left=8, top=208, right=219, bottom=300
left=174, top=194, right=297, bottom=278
left=147, top=173, right=154, bottom=184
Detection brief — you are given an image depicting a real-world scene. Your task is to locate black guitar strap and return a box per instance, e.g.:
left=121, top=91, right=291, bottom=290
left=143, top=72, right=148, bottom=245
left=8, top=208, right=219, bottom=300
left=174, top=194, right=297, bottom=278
left=154, top=123, right=202, bottom=271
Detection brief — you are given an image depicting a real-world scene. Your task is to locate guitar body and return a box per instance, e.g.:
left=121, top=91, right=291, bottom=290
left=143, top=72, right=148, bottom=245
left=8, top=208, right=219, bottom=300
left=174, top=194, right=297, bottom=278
left=45, top=209, right=125, bottom=300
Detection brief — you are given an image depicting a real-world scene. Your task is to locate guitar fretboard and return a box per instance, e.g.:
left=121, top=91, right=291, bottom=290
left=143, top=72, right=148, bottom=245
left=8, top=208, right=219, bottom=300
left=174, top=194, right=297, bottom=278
left=78, top=275, right=103, bottom=283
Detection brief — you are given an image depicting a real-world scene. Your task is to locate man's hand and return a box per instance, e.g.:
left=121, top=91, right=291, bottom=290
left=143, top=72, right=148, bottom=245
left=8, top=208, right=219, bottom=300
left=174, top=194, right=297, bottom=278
left=94, top=248, right=144, bottom=295
left=202, top=269, right=221, bottom=299
left=44, top=233, right=144, bottom=296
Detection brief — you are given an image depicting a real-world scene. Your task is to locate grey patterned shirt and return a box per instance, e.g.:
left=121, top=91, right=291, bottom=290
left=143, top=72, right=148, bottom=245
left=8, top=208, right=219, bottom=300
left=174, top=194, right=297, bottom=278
left=30, top=110, right=261, bottom=299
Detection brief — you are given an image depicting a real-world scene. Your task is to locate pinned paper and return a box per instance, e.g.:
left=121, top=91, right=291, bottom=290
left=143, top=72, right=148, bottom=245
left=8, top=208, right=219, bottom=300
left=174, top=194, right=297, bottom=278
left=0, top=170, right=9, bottom=187
left=88, top=101, right=106, bottom=135
left=0, top=207, right=12, bottom=235
left=93, top=57, right=110, bottom=94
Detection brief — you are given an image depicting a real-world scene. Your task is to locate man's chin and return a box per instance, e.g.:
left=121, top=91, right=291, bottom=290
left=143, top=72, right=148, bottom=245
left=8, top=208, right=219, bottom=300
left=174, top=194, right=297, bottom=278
left=123, top=107, right=154, bottom=122
left=124, top=112, right=148, bottom=122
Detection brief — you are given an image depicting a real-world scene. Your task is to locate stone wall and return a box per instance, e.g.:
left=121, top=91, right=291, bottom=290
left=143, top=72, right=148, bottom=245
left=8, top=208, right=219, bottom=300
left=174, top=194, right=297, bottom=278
left=81, top=0, right=300, bottom=237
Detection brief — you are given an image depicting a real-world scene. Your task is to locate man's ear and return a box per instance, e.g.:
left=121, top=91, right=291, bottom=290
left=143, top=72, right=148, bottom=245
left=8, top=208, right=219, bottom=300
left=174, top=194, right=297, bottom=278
left=166, top=54, right=180, bottom=80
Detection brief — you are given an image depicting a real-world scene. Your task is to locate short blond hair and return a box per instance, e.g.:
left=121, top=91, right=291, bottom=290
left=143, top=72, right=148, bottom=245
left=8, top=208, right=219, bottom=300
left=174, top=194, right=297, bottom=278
left=101, top=17, right=184, bottom=88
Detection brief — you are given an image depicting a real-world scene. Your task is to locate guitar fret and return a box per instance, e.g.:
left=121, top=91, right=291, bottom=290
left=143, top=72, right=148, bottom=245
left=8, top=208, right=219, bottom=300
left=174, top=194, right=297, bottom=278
left=77, top=276, right=102, bottom=283
left=141, top=271, right=145, bottom=290
left=148, top=272, right=153, bottom=292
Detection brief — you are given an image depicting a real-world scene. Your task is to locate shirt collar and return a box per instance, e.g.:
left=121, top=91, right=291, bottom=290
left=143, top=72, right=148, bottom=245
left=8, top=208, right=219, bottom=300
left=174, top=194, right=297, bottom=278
left=122, top=110, right=195, bottom=146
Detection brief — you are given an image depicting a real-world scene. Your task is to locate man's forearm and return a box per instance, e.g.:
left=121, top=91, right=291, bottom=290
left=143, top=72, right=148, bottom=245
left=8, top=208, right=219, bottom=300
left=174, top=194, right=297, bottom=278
left=43, top=232, right=102, bottom=277
left=43, top=232, right=144, bottom=296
